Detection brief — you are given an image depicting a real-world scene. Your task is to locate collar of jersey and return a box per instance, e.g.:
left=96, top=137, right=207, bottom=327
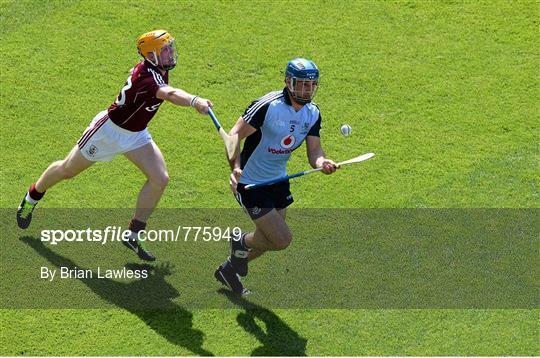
left=282, top=87, right=293, bottom=106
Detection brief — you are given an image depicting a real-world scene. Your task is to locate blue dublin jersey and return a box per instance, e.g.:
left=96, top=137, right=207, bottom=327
left=239, top=88, right=321, bottom=185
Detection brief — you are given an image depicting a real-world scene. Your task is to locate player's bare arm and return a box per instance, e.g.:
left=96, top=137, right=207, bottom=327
left=156, top=85, right=213, bottom=114
left=228, top=116, right=257, bottom=193
left=306, top=135, right=338, bottom=174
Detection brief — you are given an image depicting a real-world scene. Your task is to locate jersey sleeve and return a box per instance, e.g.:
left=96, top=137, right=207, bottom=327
left=307, top=112, right=322, bottom=137
left=242, top=100, right=270, bottom=130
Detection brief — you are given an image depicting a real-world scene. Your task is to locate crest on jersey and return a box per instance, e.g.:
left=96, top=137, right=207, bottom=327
left=280, top=134, right=296, bottom=149
left=86, top=145, right=98, bottom=157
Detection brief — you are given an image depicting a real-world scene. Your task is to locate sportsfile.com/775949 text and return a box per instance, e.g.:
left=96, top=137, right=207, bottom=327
left=40, top=226, right=242, bottom=245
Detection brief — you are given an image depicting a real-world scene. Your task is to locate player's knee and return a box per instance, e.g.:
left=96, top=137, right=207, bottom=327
left=150, top=172, right=169, bottom=190
left=273, top=232, right=292, bottom=250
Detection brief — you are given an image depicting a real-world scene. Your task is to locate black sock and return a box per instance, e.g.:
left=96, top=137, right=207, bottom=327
left=128, top=218, right=146, bottom=239
left=28, top=183, right=45, bottom=201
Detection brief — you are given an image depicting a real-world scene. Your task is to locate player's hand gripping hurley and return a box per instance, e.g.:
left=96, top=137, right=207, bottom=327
left=208, top=108, right=240, bottom=160
left=244, top=152, right=375, bottom=190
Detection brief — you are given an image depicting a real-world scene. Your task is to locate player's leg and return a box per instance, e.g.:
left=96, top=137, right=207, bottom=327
left=36, top=145, right=95, bottom=191
left=122, top=141, right=169, bottom=261
left=231, top=181, right=293, bottom=273
left=215, top=208, right=290, bottom=294
left=17, top=110, right=113, bottom=229
left=124, top=140, right=169, bottom=222
left=17, top=145, right=95, bottom=229
left=246, top=208, right=288, bottom=261
left=235, top=180, right=293, bottom=268
left=216, top=182, right=293, bottom=293
left=237, top=208, right=291, bottom=264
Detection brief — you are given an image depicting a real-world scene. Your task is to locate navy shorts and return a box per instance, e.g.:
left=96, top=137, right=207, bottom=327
left=236, top=181, right=294, bottom=220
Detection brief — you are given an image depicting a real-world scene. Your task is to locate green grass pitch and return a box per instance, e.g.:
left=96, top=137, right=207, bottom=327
left=1, top=0, right=538, bottom=355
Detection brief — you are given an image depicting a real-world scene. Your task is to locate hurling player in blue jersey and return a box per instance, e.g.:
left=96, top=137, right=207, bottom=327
left=215, top=58, right=338, bottom=294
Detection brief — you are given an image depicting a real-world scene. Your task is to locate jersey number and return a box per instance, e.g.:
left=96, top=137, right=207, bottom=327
left=115, top=74, right=133, bottom=106
left=145, top=103, right=161, bottom=112
left=290, top=124, right=295, bottom=132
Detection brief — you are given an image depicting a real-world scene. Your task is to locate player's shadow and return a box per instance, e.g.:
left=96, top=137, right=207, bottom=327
left=20, top=236, right=213, bottom=356
left=219, top=288, right=307, bottom=356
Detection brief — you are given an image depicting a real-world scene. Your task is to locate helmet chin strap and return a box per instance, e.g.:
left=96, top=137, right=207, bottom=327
left=144, top=50, right=160, bottom=67
left=144, top=51, right=175, bottom=70
left=291, top=93, right=311, bottom=104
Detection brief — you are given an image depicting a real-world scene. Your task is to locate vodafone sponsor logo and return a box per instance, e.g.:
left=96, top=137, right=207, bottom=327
left=267, top=147, right=293, bottom=154
left=280, top=134, right=296, bottom=149
left=267, top=134, right=297, bottom=154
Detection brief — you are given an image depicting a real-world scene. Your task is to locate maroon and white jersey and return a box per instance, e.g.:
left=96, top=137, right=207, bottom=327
left=107, top=61, right=169, bottom=132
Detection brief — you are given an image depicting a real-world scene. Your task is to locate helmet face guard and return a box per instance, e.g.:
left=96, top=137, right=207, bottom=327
left=285, top=58, right=320, bottom=104
left=154, top=41, right=178, bottom=70
left=286, top=77, right=319, bottom=104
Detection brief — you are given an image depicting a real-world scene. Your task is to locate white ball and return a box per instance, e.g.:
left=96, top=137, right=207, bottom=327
left=340, top=124, right=352, bottom=136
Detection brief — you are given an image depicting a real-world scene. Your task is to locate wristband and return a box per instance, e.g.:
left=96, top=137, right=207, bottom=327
left=190, top=96, right=199, bottom=107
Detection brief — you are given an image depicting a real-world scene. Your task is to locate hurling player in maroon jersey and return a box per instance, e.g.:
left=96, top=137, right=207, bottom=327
left=17, top=30, right=213, bottom=261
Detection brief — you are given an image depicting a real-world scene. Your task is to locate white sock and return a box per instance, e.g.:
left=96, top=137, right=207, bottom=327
left=25, top=193, right=38, bottom=205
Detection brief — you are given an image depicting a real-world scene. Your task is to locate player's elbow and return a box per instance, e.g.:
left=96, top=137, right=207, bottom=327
left=156, top=86, right=176, bottom=103
left=163, top=90, right=177, bottom=103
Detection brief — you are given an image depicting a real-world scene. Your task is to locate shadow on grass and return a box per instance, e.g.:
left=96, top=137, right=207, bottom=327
left=20, top=236, right=213, bottom=356
left=219, top=288, right=308, bottom=356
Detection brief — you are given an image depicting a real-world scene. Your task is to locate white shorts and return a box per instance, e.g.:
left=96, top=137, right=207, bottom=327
left=77, top=111, right=152, bottom=162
